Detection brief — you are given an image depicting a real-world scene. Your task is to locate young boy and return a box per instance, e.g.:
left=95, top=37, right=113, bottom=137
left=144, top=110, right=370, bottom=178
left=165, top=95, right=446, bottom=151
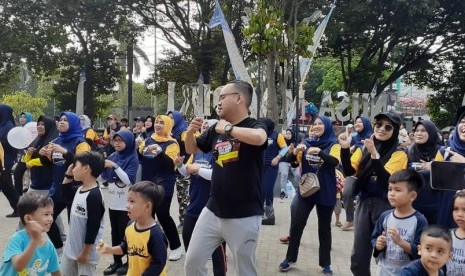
left=371, top=169, right=429, bottom=275
left=400, top=225, right=453, bottom=275
left=60, top=151, right=105, bottom=275
left=0, top=193, right=61, bottom=275
left=99, top=180, right=168, bottom=275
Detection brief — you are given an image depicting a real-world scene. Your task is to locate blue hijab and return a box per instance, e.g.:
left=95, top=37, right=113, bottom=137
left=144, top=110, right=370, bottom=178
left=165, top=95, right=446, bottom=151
left=303, top=115, right=337, bottom=150
left=57, top=112, right=83, bottom=143
left=168, top=110, right=187, bottom=139
left=449, top=111, right=465, bottom=155
left=352, top=115, right=373, bottom=148
left=20, top=112, right=33, bottom=125
left=101, top=130, right=138, bottom=184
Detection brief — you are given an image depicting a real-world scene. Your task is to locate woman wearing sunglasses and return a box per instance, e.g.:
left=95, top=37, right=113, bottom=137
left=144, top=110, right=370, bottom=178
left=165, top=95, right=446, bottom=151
left=338, top=111, right=408, bottom=276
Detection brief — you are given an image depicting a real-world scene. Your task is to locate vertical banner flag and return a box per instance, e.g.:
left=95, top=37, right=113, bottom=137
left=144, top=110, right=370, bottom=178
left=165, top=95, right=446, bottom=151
left=297, top=1, right=336, bottom=120
left=167, top=82, right=175, bottom=113
left=76, top=69, right=86, bottom=115
left=209, top=0, right=257, bottom=118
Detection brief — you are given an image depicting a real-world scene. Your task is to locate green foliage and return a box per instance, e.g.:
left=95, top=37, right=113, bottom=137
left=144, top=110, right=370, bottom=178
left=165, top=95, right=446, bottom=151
left=325, top=0, right=465, bottom=95
left=2, top=91, right=48, bottom=118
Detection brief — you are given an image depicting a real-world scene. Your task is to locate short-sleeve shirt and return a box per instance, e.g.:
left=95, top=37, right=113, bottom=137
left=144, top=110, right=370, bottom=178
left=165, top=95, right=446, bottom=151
left=196, top=117, right=267, bottom=218
left=372, top=209, right=428, bottom=275
left=446, top=228, right=465, bottom=276
left=399, top=259, right=444, bottom=276
left=0, top=230, right=60, bottom=275
left=121, top=222, right=168, bottom=276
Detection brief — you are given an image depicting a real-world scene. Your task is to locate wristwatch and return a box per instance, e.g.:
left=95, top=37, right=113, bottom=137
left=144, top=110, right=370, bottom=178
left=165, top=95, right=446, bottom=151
left=224, top=123, right=234, bottom=136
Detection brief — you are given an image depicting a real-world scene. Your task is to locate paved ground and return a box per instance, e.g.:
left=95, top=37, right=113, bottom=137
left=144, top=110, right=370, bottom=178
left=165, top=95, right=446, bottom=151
left=0, top=188, right=377, bottom=275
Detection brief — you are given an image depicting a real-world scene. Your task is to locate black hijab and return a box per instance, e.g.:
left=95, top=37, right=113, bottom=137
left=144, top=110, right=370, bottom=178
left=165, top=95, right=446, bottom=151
left=407, top=120, right=440, bottom=162
left=29, top=116, right=59, bottom=158
left=358, top=113, right=400, bottom=180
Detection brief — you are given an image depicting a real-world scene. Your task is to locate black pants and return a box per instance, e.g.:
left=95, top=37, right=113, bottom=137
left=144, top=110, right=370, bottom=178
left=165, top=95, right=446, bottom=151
left=14, top=161, right=27, bottom=196
left=47, top=200, right=72, bottom=249
left=155, top=194, right=181, bottom=250
left=109, top=209, right=130, bottom=265
left=1, top=164, right=19, bottom=212
left=183, top=215, right=227, bottom=276
left=286, top=195, right=334, bottom=268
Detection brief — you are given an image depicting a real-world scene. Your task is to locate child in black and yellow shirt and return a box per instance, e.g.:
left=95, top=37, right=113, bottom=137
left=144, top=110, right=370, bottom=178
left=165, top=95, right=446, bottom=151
left=99, top=181, right=168, bottom=275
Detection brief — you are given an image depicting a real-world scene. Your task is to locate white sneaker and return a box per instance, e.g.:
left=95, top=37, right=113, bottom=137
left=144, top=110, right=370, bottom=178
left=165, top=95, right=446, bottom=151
left=168, top=246, right=183, bottom=261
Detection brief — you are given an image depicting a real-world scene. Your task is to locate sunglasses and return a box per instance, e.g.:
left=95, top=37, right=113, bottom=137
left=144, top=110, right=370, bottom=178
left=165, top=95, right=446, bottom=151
left=374, top=122, right=394, bottom=132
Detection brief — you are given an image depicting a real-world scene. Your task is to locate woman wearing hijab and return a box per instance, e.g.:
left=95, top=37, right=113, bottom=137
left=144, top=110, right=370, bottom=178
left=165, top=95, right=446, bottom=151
left=167, top=110, right=191, bottom=231
left=80, top=114, right=103, bottom=151
left=100, top=130, right=139, bottom=275
left=278, top=115, right=340, bottom=275
left=39, top=112, right=91, bottom=249
left=0, top=104, right=20, bottom=217
left=139, top=114, right=183, bottom=261
left=175, top=119, right=227, bottom=276
left=341, top=115, right=374, bottom=231
left=279, top=129, right=297, bottom=199
left=18, top=112, right=33, bottom=126
left=338, top=111, right=407, bottom=276
left=405, top=120, right=441, bottom=225
left=434, top=108, right=465, bottom=228
left=14, top=112, right=35, bottom=196
left=24, top=116, right=59, bottom=194
left=259, top=117, right=288, bottom=225
left=143, top=115, right=155, bottom=139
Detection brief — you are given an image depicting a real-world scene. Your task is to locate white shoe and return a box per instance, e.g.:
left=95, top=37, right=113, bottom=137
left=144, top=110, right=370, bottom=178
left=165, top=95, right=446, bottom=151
left=168, top=246, right=183, bottom=261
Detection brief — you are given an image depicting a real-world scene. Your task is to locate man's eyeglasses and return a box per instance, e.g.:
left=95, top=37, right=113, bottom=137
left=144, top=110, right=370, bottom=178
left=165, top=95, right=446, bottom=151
left=374, top=122, right=394, bottom=132
left=218, top=92, right=240, bottom=101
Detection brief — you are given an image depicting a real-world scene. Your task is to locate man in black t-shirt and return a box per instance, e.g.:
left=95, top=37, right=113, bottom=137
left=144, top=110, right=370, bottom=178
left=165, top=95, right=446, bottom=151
left=184, top=81, right=267, bottom=276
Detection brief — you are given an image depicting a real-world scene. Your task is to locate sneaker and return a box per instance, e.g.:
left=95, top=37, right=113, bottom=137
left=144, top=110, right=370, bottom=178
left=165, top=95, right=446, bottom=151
left=279, top=235, right=290, bottom=244
left=103, top=263, right=122, bottom=275
left=168, top=246, right=183, bottom=261
left=116, top=263, right=128, bottom=275
left=6, top=212, right=19, bottom=218
left=278, top=259, right=295, bottom=272
left=262, top=216, right=275, bottom=225
left=341, top=221, right=354, bottom=231
left=280, top=191, right=286, bottom=199
left=322, top=267, right=333, bottom=275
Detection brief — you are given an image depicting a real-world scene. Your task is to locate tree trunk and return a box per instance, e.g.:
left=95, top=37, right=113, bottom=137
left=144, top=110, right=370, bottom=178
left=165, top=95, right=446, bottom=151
left=266, top=51, right=278, bottom=122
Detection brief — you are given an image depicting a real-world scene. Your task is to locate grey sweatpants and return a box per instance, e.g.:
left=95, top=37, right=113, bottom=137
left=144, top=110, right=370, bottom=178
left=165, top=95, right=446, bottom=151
left=184, top=208, right=261, bottom=276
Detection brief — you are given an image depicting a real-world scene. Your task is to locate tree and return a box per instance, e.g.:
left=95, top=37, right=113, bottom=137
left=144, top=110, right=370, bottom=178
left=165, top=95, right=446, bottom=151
left=2, top=91, right=48, bottom=118
left=325, top=0, right=465, bottom=96
left=242, top=0, right=316, bottom=121
left=1, top=0, right=142, bottom=118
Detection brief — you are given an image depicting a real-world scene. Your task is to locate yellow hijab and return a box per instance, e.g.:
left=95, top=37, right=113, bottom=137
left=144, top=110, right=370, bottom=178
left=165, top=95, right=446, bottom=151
left=151, top=115, right=177, bottom=143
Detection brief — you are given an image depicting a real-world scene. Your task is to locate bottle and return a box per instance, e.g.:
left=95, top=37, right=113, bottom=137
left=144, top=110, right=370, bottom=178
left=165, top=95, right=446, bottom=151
left=286, top=181, right=296, bottom=200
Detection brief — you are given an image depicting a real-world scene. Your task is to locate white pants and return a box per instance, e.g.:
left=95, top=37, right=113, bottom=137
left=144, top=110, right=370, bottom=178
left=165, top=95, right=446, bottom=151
left=61, top=256, right=97, bottom=276
left=184, top=208, right=261, bottom=276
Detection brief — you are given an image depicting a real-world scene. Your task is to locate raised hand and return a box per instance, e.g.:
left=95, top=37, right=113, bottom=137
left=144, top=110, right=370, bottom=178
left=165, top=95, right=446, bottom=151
left=338, top=127, right=352, bottom=149
left=375, top=231, right=387, bottom=251
left=188, top=117, right=203, bottom=134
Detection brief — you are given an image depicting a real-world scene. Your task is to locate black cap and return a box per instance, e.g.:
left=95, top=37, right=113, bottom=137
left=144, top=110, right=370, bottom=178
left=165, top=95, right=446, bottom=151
left=133, top=116, right=146, bottom=122
left=374, top=111, right=402, bottom=127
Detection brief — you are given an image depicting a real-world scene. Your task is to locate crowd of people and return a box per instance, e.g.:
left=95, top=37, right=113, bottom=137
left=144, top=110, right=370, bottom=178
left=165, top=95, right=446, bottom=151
left=0, top=82, right=464, bottom=276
